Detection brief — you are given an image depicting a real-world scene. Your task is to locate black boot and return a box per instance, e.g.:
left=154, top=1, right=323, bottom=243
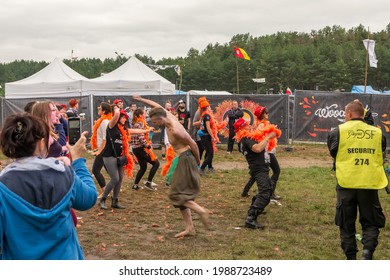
left=99, top=197, right=107, bottom=210
left=244, top=208, right=265, bottom=229
left=111, top=198, right=125, bottom=209
left=361, top=249, right=373, bottom=260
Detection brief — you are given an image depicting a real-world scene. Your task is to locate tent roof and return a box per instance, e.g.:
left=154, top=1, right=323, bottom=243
left=5, top=58, right=88, bottom=98
left=90, top=56, right=171, bottom=83
left=351, top=85, right=381, bottom=94
left=7, top=57, right=88, bottom=84
left=84, top=56, right=175, bottom=94
left=188, top=90, right=232, bottom=95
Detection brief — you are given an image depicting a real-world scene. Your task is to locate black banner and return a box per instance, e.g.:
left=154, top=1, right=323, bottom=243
left=293, top=91, right=390, bottom=146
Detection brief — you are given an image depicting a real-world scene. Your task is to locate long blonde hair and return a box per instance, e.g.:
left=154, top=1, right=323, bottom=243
left=31, top=101, right=59, bottom=140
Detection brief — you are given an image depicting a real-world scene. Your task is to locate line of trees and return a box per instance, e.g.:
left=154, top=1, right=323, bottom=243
left=1, top=24, right=389, bottom=96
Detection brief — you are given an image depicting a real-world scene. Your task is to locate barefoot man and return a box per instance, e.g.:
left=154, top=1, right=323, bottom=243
left=133, top=95, right=209, bottom=237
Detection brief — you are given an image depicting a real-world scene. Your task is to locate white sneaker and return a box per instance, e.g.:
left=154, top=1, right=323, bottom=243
left=144, top=181, right=158, bottom=188
left=144, top=181, right=157, bottom=191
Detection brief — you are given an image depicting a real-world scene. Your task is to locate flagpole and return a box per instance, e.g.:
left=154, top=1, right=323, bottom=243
left=236, top=57, right=240, bottom=94
left=179, top=65, right=183, bottom=91
left=364, top=29, right=370, bottom=94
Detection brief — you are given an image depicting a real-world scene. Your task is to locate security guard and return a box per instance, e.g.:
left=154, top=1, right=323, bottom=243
left=327, top=100, right=388, bottom=260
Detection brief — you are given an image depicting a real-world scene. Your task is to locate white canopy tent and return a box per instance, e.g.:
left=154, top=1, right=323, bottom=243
left=5, top=58, right=89, bottom=99
left=188, top=90, right=232, bottom=96
left=84, top=56, right=175, bottom=95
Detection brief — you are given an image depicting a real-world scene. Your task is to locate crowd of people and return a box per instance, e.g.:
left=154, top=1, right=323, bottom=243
left=0, top=96, right=387, bottom=260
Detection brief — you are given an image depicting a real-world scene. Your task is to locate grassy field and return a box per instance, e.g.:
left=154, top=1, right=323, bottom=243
left=70, top=143, right=390, bottom=260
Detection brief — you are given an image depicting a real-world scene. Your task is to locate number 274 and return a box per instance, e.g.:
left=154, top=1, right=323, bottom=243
left=355, top=158, right=369, bottom=165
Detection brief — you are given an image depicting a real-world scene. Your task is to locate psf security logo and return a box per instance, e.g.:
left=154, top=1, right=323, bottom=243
left=347, top=129, right=376, bottom=139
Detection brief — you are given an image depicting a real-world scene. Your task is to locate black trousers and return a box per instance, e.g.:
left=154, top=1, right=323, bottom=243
left=200, top=134, right=214, bottom=170
left=227, top=130, right=240, bottom=152
left=133, top=147, right=160, bottom=184
left=335, top=186, right=386, bottom=258
left=248, top=170, right=272, bottom=213
left=92, top=153, right=107, bottom=188
left=242, top=153, right=280, bottom=194
left=196, top=140, right=204, bottom=161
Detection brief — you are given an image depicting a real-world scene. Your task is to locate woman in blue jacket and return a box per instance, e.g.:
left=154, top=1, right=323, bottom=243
left=0, top=113, right=97, bottom=260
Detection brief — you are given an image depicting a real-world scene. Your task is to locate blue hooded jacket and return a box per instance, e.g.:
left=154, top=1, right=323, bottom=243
left=0, top=157, right=97, bottom=260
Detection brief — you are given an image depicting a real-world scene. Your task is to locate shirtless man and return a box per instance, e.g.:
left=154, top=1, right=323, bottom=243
left=133, top=95, right=209, bottom=237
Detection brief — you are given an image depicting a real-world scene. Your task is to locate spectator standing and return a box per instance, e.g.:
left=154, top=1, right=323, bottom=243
left=226, top=100, right=243, bottom=154
left=66, top=98, right=80, bottom=118
left=199, top=98, right=215, bottom=175
left=177, top=100, right=191, bottom=131
left=113, top=99, right=124, bottom=109
left=31, top=101, right=67, bottom=158
left=0, top=113, right=97, bottom=259
left=127, top=103, right=137, bottom=126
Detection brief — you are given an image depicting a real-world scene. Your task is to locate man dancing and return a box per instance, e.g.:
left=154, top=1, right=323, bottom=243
left=133, top=95, right=209, bottom=238
left=234, top=118, right=278, bottom=229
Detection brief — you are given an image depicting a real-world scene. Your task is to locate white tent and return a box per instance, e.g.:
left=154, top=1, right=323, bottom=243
left=5, top=58, right=89, bottom=99
left=84, top=56, right=175, bottom=95
left=188, top=90, right=232, bottom=96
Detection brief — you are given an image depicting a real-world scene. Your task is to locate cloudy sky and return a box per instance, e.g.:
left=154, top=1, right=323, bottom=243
left=1, top=0, right=389, bottom=63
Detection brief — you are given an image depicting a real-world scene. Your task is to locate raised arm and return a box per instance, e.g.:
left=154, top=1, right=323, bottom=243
left=108, top=106, right=120, bottom=129
left=133, top=95, right=163, bottom=109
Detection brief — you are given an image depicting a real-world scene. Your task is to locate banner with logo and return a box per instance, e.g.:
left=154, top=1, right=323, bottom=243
left=293, top=91, right=390, bottom=147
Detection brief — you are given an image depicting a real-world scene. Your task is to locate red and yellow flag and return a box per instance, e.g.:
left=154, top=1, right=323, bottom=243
left=234, top=47, right=250, bottom=60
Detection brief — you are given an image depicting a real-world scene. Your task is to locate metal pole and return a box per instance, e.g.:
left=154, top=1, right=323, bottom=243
left=364, top=29, right=370, bottom=94
left=236, top=57, right=239, bottom=94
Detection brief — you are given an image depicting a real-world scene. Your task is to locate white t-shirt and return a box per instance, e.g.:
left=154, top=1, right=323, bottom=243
left=97, top=119, right=110, bottom=148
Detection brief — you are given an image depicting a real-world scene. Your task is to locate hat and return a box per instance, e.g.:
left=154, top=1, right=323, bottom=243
left=113, top=99, right=123, bottom=105
left=178, top=99, right=185, bottom=104
left=119, top=109, right=129, bottom=119
left=254, top=105, right=266, bottom=118
left=60, top=104, right=67, bottom=110
left=69, top=98, right=78, bottom=107
left=199, top=100, right=210, bottom=109
left=233, top=118, right=248, bottom=132
left=198, top=96, right=208, bottom=105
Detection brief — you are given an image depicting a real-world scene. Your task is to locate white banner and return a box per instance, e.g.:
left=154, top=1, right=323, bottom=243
left=363, top=39, right=378, bottom=68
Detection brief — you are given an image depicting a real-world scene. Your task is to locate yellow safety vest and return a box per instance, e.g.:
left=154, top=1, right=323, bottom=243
left=336, top=120, right=388, bottom=189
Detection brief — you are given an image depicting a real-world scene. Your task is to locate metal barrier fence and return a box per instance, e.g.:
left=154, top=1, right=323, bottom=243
left=1, top=91, right=389, bottom=147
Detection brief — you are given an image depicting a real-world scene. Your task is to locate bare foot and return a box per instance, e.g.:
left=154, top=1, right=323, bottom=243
left=174, top=228, right=196, bottom=238
left=199, top=210, right=210, bottom=230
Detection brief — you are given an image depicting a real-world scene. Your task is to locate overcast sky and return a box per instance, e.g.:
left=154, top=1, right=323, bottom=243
left=1, top=0, right=389, bottom=63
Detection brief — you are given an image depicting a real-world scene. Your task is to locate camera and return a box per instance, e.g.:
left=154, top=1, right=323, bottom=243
left=68, top=117, right=81, bottom=145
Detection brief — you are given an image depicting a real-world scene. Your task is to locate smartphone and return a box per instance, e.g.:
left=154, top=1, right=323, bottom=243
left=68, top=117, right=81, bottom=145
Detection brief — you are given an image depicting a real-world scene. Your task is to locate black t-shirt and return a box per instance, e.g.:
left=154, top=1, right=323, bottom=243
left=240, top=137, right=269, bottom=173
left=102, top=125, right=124, bottom=157
left=201, top=113, right=211, bottom=135
left=177, top=109, right=191, bottom=129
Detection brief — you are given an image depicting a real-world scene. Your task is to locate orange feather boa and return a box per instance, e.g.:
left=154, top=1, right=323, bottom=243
left=90, top=113, right=112, bottom=150
left=132, top=117, right=157, bottom=162
left=161, top=145, right=175, bottom=176
left=117, top=124, right=134, bottom=177
left=200, top=108, right=227, bottom=152
left=234, top=124, right=282, bottom=152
